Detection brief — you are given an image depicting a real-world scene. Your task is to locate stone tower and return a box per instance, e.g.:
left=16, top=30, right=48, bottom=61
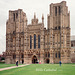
left=48, top=1, right=71, bottom=63
left=6, top=9, right=27, bottom=64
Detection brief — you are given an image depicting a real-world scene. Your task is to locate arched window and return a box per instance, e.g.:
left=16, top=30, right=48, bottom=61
left=16, top=13, right=18, bottom=18
left=34, top=34, right=36, bottom=49
left=55, top=7, right=57, bottom=16
left=38, top=35, right=40, bottom=48
left=55, top=53, right=57, bottom=58
left=55, top=27, right=57, bottom=30
left=45, top=53, right=47, bottom=57
left=58, top=26, right=60, bottom=30
left=13, top=54, right=16, bottom=59
left=13, top=13, right=15, bottom=21
left=21, top=54, right=24, bottom=58
left=30, top=35, right=32, bottom=49
left=71, top=43, right=73, bottom=47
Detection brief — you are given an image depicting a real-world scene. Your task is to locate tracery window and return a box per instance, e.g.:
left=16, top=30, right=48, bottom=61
left=34, top=34, right=36, bottom=49
left=38, top=35, right=40, bottom=48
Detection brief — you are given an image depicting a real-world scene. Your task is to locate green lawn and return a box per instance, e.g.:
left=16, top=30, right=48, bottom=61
left=0, top=64, right=75, bottom=75
left=0, top=63, right=19, bottom=68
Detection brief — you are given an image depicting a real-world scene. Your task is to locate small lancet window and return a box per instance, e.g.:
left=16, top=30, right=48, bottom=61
left=16, top=13, right=18, bottom=18
left=59, top=52, right=60, bottom=58
left=48, top=52, right=50, bottom=57
left=13, top=13, right=15, bottom=21
left=55, top=7, right=57, bottom=16
left=58, top=26, right=60, bottom=30
left=55, top=53, right=57, bottom=58
left=21, top=54, right=24, bottom=58
left=13, top=54, right=16, bottom=59
left=45, top=53, right=47, bottom=57
left=59, top=6, right=61, bottom=15
left=55, top=27, right=57, bottom=30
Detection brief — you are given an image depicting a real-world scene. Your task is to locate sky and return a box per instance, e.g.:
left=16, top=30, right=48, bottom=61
left=0, top=0, right=75, bottom=54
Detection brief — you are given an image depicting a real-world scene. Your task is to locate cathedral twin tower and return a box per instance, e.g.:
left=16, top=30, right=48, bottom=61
left=5, top=1, right=71, bottom=64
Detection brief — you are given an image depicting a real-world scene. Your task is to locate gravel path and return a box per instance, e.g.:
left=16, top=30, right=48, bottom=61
left=0, top=64, right=29, bottom=71
left=72, top=65, right=75, bottom=66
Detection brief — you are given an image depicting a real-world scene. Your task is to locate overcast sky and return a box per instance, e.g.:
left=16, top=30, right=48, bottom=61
left=0, top=0, right=75, bottom=54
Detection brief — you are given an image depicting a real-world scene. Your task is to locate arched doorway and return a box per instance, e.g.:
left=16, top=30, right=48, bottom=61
left=32, top=56, right=37, bottom=64
left=46, top=59, right=49, bottom=64
left=22, top=59, right=24, bottom=64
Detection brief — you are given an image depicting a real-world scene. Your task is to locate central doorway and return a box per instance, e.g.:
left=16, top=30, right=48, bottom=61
left=46, top=59, right=49, bottom=63
left=32, top=56, right=37, bottom=64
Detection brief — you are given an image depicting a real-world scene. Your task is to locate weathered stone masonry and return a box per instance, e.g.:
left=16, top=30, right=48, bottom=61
left=5, top=1, right=71, bottom=64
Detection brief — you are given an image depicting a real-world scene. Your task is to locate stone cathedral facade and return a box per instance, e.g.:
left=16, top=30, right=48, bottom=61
left=5, top=1, right=71, bottom=64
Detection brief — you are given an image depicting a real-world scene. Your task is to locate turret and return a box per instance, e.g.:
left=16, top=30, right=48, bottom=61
left=31, top=13, right=38, bottom=25
left=42, top=14, right=44, bottom=24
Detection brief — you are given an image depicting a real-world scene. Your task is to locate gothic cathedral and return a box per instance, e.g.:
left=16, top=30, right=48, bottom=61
left=5, top=1, right=71, bottom=64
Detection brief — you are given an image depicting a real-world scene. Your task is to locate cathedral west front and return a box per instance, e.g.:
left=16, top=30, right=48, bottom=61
left=5, top=1, right=71, bottom=64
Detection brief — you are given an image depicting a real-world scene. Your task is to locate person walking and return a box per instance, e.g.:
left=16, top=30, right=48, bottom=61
left=59, top=61, right=62, bottom=66
left=16, top=61, right=18, bottom=66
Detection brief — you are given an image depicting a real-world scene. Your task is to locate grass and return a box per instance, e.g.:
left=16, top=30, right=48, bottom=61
left=0, top=64, right=75, bottom=75
left=0, top=63, right=21, bottom=68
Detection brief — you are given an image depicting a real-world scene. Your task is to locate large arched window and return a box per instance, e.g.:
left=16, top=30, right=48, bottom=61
left=38, top=35, right=40, bottom=48
left=34, top=34, right=36, bottom=49
left=30, top=35, right=32, bottom=49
